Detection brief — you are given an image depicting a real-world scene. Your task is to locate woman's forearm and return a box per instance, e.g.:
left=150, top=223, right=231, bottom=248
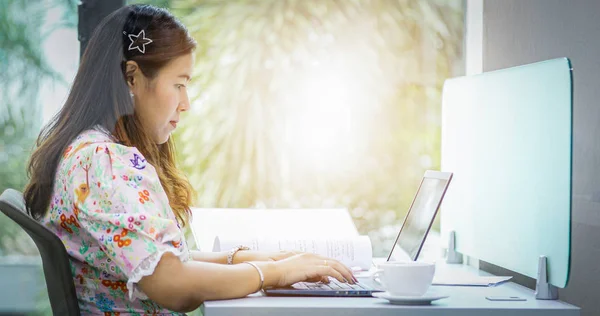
left=139, top=252, right=279, bottom=312
left=182, top=260, right=278, bottom=304
left=190, top=250, right=263, bottom=264
left=190, top=250, right=228, bottom=264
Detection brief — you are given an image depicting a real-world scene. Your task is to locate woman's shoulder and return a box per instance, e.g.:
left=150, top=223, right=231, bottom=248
left=58, top=126, right=153, bottom=183
left=63, top=126, right=145, bottom=161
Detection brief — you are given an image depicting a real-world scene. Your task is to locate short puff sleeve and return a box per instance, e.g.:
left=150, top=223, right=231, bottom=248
left=73, top=142, right=189, bottom=301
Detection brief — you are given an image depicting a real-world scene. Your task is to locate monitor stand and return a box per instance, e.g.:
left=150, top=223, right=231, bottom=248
left=446, top=231, right=463, bottom=264
left=535, top=255, right=559, bottom=300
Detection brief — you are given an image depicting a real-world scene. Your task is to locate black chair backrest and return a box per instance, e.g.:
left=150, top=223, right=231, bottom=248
left=0, top=189, right=80, bottom=315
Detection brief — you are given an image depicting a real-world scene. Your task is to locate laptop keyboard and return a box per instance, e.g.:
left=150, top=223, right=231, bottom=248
left=292, top=278, right=372, bottom=291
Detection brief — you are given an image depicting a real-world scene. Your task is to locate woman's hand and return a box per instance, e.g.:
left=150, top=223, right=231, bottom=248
left=265, top=251, right=299, bottom=261
left=268, top=253, right=357, bottom=288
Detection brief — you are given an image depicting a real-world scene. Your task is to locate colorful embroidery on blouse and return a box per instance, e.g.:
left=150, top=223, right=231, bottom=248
left=42, top=127, right=189, bottom=315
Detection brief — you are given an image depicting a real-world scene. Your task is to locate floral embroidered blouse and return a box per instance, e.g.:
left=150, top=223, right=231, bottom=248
left=42, top=127, right=190, bottom=315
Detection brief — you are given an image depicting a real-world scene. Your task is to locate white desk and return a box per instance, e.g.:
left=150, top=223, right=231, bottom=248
left=201, top=262, right=580, bottom=316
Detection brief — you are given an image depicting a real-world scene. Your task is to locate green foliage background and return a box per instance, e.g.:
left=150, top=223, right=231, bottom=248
left=168, top=0, right=464, bottom=256
left=0, top=0, right=76, bottom=256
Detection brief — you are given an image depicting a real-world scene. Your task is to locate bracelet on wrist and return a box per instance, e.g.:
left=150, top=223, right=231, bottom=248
left=243, top=261, right=264, bottom=292
left=227, top=245, right=250, bottom=265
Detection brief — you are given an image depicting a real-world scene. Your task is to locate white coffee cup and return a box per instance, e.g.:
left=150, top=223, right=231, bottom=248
left=372, top=261, right=435, bottom=296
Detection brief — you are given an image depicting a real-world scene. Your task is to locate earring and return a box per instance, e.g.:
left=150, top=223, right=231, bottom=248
left=130, top=92, right=134, bottom=98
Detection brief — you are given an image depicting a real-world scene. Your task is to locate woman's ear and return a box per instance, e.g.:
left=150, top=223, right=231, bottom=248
left=125, top=60, right=139, bottom=89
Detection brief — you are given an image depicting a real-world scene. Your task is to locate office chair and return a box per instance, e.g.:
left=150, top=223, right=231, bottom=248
left=0, top=189, right=80, bottom=315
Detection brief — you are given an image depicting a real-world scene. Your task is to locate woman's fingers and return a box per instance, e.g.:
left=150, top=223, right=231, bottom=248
left=277, top=253, right=357, bottom=286
left=319, top=265, right=345, bottom=283
left=330, top=261, right=356, bottom=284
left=305, top=276, right=326, bottom=283
left=315, top=257, right=356, bottom=284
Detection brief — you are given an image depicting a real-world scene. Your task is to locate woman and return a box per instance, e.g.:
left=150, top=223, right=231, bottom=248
left=24, top=4, right=355, bottom=315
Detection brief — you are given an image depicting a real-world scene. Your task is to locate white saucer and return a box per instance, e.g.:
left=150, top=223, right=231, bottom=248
left=372, top=291, right=449, bottom=305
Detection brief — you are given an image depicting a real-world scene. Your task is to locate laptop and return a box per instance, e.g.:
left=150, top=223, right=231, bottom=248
left=263, top=170, right=453, bottom=297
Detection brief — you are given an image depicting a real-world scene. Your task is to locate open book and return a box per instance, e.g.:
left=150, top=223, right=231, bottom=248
left=213, top=236, right=373, bottom=270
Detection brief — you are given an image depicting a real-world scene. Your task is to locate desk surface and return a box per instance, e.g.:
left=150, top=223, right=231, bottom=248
left=201, top=263, right=580, bottom=316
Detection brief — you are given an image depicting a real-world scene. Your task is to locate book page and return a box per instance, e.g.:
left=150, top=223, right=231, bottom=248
left=214, top=236, right=373, bottom=270
left=190, top=208, right=358, bottom=252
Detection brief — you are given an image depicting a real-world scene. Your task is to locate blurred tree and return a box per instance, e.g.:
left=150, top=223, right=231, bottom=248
left=0, top=0, right=75, bottom=255
left=0, top=1, right=77, bottom=313
left=169, top=0, right=465, bottom=256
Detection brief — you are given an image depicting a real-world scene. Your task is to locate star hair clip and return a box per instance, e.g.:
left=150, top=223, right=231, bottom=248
left=124, top=30, right=153, bottom=54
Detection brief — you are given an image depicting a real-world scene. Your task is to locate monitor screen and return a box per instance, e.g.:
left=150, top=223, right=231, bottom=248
left=388, top=176, right=450, bottom=261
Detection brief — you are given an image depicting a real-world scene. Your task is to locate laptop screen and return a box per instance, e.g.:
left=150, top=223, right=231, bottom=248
left=388, top=174, right=451, bottom=261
